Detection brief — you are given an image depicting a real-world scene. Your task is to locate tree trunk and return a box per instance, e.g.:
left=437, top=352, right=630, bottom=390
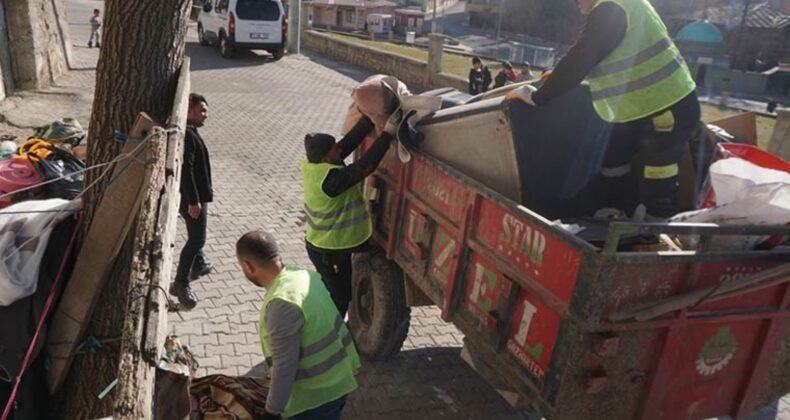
left=58, top=0, right=191, bottom=418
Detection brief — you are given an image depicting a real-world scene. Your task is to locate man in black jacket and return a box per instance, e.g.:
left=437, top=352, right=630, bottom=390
left=171, top=93, right=214, bottom=310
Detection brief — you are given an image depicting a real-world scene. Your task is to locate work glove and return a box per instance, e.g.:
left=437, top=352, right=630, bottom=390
left=505, top=84, right=538, bottom=106
left=384, top=109, right=403, bottom=136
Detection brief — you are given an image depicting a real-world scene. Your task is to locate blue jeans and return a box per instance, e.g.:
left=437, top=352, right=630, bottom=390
left=286, top=395, right=348, bottom=420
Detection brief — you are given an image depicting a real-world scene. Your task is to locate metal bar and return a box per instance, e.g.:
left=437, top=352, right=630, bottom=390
left=735, top=282, right=790, bottom=418
left=467, top=240, right=569, bottom=316
left=613, top=251, right=790, bottom=264
left=443, top=192, right=480, bottom=320
left=385, top=158, right=409, bottom=258
left=594, top=308, right=789, bottom=333
left=496, top=276, right=521, bottom=352
left=609, top=221, right=790, bottom=237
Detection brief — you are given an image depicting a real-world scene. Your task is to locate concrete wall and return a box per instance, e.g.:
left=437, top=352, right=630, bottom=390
left=0, top=1, right=13, bottom=100
left=2, top=0, right=71, bottom=91
left=303, top=30, right=470, bottom=92
left=304, top=30, right=431, bottom=91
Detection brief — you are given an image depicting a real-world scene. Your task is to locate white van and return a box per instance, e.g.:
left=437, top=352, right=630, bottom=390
left=198, top=0, right=287, bottom=60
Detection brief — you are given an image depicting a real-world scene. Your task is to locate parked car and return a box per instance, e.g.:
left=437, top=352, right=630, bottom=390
left=198, top=0, right=287, bottom=60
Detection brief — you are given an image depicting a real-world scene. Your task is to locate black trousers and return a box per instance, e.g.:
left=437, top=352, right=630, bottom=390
left=175, top=200, right=208, bottom=284
left=598, top=92, right=701, bottom=218
left=306, top=246, right=353, bottom=317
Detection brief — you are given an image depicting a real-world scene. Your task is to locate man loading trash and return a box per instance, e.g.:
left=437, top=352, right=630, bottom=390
left=508, top=0, right=701, bottom=220
left=302, top=92, right=402, bottom=316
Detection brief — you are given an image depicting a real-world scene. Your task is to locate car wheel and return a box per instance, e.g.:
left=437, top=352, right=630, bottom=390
left=197, top=24, right=209, bottom=46
left=271, top=49, right=284, bottom=60
left=219, top=34, right=234, bottom=58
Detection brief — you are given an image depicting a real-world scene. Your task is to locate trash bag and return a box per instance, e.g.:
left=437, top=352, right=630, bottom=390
left=31, top=118, right=85, bottom=147
left=31, top=148, right=85, bottom=200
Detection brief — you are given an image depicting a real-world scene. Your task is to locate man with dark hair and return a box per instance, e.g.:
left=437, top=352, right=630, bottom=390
left=302, top=109, right=401, bottom=316
left=170, top=93, right=214, bottom=310
left=236, top=231, right=360, bottom=420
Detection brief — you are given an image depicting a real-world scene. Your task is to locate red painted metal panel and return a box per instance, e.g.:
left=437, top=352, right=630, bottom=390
left=429, top=224, right=459, bottom=291
left=506, top=290, right=563, bottom=382
left=603, top=261, right=785, bottom=316
left=655, top=321, right=766, bottom=419
left=407, top=157, right=467, bottom=225
left=472, top=199, right=582, bottom=302
left=464, top=253, right=513, bottom=332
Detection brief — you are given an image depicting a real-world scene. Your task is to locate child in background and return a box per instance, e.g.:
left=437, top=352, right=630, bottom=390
left=89, top=9, right=101, bottom=48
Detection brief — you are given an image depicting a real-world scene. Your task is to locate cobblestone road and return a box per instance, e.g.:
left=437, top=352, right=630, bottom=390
left=26, top=2, right=790, bottom=419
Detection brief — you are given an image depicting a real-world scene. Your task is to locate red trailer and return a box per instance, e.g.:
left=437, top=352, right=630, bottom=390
left=348, top=89, right=790, bottom=419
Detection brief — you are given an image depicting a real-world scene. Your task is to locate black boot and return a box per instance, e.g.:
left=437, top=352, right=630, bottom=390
left=96, top=42, right=100, bottom=48
left=190, top=261, right=214, bottom=281
left=88, top=41, right=92, bottom=48
left=170, top=281, right=198, bottom=310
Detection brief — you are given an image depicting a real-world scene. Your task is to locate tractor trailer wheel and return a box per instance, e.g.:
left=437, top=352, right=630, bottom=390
left=348, top=250, right=410, bottom=361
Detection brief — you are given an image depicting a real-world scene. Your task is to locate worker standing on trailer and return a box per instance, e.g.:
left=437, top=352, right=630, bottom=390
left=508, top=0, right=701, bottom=220
left=302, top=110, right=402, bottom=316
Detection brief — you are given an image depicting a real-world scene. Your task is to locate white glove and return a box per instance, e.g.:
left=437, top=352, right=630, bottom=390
left=384, top=109, right=403, bottom=135
left=505, top=84, right=538, bottom=106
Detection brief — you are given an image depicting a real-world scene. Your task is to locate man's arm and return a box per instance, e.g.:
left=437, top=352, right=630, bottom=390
left=263, top=300, right=305, bottom=417
left=337, top=116, right=375, bottom=160
left=532, top=3, right=627, bottom=106
left=322, top=134, right=392, bottom=198
left=181, top=130, right=200, bottom=205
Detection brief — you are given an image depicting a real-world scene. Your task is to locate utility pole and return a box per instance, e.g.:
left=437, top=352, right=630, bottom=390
left=288, top=0, right=300, bottom=54
left=495, top=0, right=505, bottom=59
left=432, top=0, right=438, bottom=33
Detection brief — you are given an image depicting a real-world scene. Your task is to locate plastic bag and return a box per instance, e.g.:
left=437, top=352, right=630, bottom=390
left=32, top=148, right=85, bottom=200
left=671, top=157, right=790, bottom=250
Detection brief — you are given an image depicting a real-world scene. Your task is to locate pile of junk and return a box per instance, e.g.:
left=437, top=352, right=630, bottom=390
left=0, top=118, right=88, bottom=419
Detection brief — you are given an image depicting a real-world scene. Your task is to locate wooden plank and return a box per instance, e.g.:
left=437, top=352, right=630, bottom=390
left=113, top=128, right=167, bottom=418
left=46, top=113, right=157, bottom=394
left=112, top=60, right=189, bottom=419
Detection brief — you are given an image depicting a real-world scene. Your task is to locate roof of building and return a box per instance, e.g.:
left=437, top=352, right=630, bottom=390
left=683, top=1, right=790, bottom=30
left=676, top=20, right=726, bottom=43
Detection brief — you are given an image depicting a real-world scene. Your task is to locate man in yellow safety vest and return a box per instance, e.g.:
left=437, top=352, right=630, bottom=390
left=302, top=110, right=402, bottom=316
left=236, top=231, right=361, bottom=419
left=509, top=0, right=701, bottom=220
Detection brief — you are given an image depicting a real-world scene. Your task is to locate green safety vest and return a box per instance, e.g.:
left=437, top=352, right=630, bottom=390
left=587, top=0, right=696, bottom=123
left=302, top=160, right=373, bottom=250
left=259, top=268, right=361, bottom=418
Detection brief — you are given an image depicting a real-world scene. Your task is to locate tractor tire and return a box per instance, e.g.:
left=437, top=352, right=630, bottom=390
left=271, top=49, right=285, bottom=60
left=219, top=34, right=234, bottom=58
left=348, top=250, right=410, bottom=361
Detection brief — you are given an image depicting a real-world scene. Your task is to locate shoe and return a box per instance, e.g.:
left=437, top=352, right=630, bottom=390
left=88, top=42, right=92, bottom=48
left=189, top=262, right=214, bottom=281
left=170, top=282, right=198, bottom=310
left=96, top=43, right=100, bottom=48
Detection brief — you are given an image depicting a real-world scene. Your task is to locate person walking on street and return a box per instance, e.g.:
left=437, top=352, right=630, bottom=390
left=236, top=231, right=361, bottom=420
left=493, top=61, right=517, bottom=88
left=88, top=9, right=101, bottom=48
left=507, top=0, right=700, bottom=220
left=468, top=56, right=492, bottom=95
left=171, top=93, right=214, bottom=310
left=302, top=110, right=402, bottom=316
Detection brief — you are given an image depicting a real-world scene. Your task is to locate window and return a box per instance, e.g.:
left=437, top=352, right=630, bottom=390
left=408, top=17, right=414, bottom=27
left=216, top=0, right=229, bottom=13
left=235, top=0, right=280, bottom=21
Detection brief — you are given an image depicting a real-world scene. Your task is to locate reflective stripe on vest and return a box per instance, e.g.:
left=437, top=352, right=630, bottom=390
left=259, top=268, right=361, bottom=417
left=587, top=0, right=696, bottom=123
left=302, top=160, right=373, bottom=250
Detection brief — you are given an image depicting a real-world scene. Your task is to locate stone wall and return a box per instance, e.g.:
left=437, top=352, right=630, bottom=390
left=303, top=30, right=431, bottom=91
left=303, top=30, right=469, bottom=93
left=2, top=0, right=72, bottom=91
